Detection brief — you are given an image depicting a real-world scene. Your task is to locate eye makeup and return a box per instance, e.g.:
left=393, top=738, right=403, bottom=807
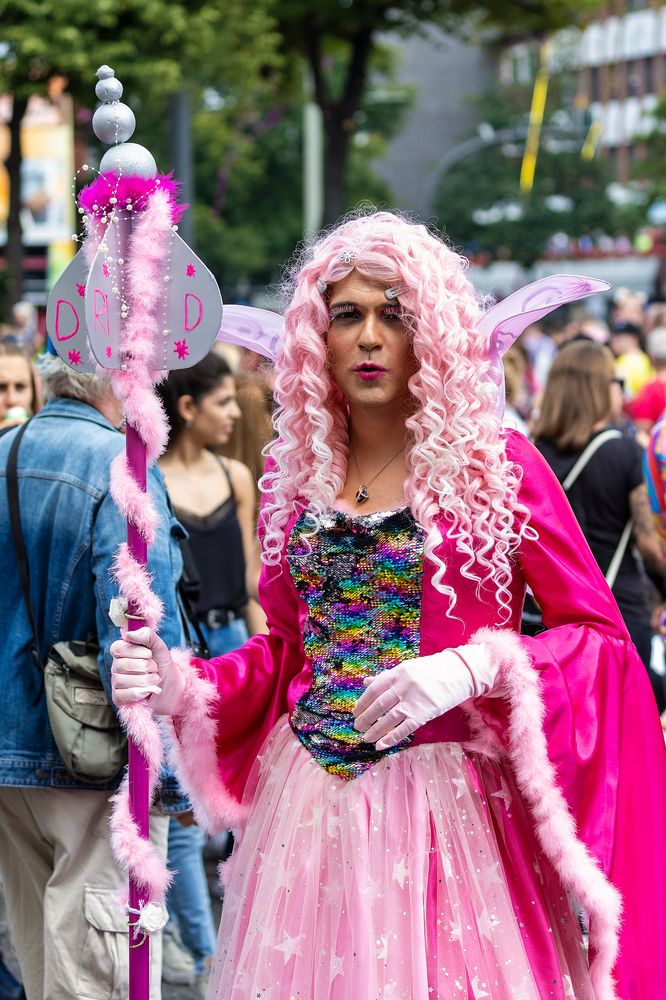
left=328, top=302, right=404, bottom=323
left=329, top=302, right=360, bottom=322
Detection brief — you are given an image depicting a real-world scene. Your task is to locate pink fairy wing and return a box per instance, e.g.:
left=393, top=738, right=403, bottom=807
left=478, top=274, right=612, bottom=417
left=478, top=274, right=611, bottom=358
left=45, top=249, right=97, bottom=373
left=216, top=304, right=283, bottom=362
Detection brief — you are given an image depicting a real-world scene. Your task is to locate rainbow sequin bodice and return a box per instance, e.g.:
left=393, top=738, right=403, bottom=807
left=287, top=507, right=423, bottom=780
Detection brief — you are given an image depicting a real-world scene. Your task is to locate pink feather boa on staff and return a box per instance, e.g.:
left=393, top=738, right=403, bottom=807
left=79, top=175, right=182, bottom=903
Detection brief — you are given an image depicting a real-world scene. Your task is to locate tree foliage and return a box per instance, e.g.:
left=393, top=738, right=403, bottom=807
left=271, top=0, right=605, bottom=224
left=433, top=76, right=638, bottom=266
left=0, top=0, right=279, bottom=308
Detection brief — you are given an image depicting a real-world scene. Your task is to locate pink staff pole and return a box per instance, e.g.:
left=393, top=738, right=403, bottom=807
left=126, top=422, right=151, bottom=999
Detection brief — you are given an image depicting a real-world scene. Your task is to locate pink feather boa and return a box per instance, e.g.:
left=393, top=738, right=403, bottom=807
left=85, top=186, right=176, bottom=904
left=78, top=171, right=186, bottom=225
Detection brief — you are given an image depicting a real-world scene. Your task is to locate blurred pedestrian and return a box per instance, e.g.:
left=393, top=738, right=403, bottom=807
left=156, top=352, right=263, bottom=650
left=625, top=327, right=666, bottom=434
left=0, top=356, right=186, bottom=999
left=0, top=342, right=40, bottom=429
left=534, top=340, right=666, bottom=713
left=610, top=321, right=653, bottom=400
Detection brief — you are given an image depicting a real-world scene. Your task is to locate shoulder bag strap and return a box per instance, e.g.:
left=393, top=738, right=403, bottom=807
left=6, top=419, right=43, bottom=669
left=561, top=429, right=622, bottom=492
left=605, top=520, right=633, bottom=590
left=560, top=429, right=632, bottom=590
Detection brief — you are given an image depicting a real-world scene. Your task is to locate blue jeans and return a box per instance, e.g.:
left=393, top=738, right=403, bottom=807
left=166, top=822, right=216, bottom=974
left=166, top=617, right=248, bottom=972
left=199, top=617, right=248, bottom=658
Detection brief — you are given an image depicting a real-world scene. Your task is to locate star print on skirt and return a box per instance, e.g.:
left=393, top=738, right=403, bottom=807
left=204, top=718, right=595, bottom=1000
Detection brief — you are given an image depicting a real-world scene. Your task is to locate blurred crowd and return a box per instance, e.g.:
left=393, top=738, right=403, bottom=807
left=504, top=284, right=666, bottom=721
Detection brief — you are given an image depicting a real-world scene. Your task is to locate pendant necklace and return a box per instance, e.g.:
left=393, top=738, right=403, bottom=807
left=350, top=444, right=405, bottom=504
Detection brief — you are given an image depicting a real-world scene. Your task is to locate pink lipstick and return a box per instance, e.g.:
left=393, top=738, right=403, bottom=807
left=354, top=363, right=387, bottom=382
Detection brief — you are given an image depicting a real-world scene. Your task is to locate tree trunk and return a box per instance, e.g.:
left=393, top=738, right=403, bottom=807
left=5, top=95, right=28, bottom=311
left=305, top=24, right=373, bottom=229
left=322, top=123, right=350, bottom=227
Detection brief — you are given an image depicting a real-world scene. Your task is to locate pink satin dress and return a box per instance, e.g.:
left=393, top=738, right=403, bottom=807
left=170, top=431, right=666, bottom=1000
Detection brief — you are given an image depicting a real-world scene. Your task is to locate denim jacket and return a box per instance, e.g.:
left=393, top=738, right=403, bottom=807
left=0, top=398, right=188, bottom=809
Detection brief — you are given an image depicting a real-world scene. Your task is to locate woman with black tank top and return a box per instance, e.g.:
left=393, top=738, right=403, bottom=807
left=155, top=352, right=263, bottom=990
left=157, top=352, right=264, bottom=657
left=533, top=339, right=666, bottom=713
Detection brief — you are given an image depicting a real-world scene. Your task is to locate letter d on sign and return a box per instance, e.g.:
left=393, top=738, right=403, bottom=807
left=184, top=293, right=203, bottom=332
left=54, top=299, right=80, bottom=341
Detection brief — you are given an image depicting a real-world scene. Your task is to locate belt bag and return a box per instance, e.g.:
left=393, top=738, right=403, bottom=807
left=7, top=420, right=127, bottom=784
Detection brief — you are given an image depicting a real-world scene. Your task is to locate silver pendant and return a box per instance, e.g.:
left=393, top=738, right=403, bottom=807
left=355, top=484, right=369, bottom=504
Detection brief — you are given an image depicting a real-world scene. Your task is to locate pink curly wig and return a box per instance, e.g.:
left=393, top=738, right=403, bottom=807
left=261, top=211, right=532, bottom=618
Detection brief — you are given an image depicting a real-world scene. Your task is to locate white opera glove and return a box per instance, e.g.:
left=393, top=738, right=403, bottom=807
left=352, top=643, right=498, bottom=750
left=110, top=626, right=187, bottom=717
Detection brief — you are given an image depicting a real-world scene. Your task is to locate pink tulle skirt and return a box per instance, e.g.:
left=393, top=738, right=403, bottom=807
left=206, top=718, right=593, bottom=1000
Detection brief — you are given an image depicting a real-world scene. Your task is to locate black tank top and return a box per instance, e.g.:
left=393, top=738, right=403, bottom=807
left=173, top=459, right=248, bottom=616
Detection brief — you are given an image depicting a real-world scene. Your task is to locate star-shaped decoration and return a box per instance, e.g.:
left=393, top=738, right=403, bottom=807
left=383, top=980, right=399, bottom=1000
left=76, top=282, right=85, bottom=297
left=451, top=777, right=467, bottom=799
left=105, top=345, right=112, bottom=359
left=276, top=866, right=296, bottom=889
left=327, top=812, right=341, bottom=838
left=471, top=976, right=490, bottom=998
left=392, top=857, right=408, bottom=889
left=307, top=802, right=326, bottom=827
left=448, top=918, right=463, bottom=943
left=173, top=339, right=189, bottom=360
left=274, top=930, right=304, bottom=962
left=330, top=953, right=344, bottom=979
left=102, top=263, right=110, bottom=277
left=186, top=263, right=196, bottom=277
left=320, top=878, right=341, bottom=906
left=67, top=349, right=82, bottom=366
left=359, top=875, right=382, bottom=902
left=478, top=860, right=500, bottom=884
left=477, top=909, right=500, bottom=941
left=491, top=779, right=512, bottom=812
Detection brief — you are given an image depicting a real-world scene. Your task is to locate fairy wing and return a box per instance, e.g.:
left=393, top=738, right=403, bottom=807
left=217, top=304, right=283, bottom=362
left=478, top=274, right=612, bottom=417
left=478, top=274, right=611, bottom=358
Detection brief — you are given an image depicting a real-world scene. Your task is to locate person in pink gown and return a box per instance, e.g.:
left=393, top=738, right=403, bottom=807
left=111, top=213, right=666, bottom=1000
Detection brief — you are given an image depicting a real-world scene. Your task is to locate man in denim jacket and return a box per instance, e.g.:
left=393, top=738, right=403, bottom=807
left=0, top=356, right=186, bottom=999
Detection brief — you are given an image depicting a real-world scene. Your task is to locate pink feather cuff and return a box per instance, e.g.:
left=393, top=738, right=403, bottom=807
left=464, top=627, right=622, bottom=1000
left=161, top=649, right=249, bottom=835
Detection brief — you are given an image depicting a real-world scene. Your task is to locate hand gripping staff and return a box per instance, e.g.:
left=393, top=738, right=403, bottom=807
left=46, top=65, right=222, bottom=1000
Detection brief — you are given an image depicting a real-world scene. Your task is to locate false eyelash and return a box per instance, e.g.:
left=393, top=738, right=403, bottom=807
left=381, top=307, right=402, bottom=319
left=328, top=303, right=357, bottom=319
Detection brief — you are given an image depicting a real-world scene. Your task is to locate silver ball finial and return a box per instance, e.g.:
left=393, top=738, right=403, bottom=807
left=92, top=103, right=136, bottom=144
left=96, top=65, right=115, bottom=80
left=95, top=77, right=123, bottom=102
left=100, top=143, right=157, bottom=178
